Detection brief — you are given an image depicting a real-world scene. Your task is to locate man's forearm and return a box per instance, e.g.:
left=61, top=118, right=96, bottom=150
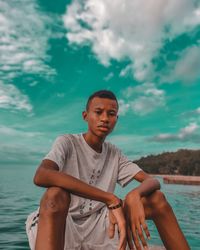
left=137, top=177, right=161, bottom=197
left=34, top=167, right=119, bottom=206
left=131, top=177, right=160, bottom=197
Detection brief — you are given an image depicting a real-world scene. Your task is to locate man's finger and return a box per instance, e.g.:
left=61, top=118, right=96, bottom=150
left=127, top=226, right=134, bottom=250
left=108, top=221, right=115, bottom=239
left=136, top=222, right=148, bottom=249
left=131, top=226, right=142, bottom=250
left=118, top=226, right=127, bottom=250
left=141, top=219, right=150, bottom=240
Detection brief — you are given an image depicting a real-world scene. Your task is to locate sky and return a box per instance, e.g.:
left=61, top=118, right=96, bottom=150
left=0, top=0, right=200, bottom=166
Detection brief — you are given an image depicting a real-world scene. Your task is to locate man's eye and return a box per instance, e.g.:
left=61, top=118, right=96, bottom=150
left=109, top=112, right=116, bottom=116
left=95, top=111, right=101, bottom=114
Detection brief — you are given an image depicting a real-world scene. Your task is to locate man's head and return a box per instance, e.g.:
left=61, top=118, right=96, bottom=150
left=83, top=90, right=119, bottom=138
left=86, top=90, right=118, bottom=111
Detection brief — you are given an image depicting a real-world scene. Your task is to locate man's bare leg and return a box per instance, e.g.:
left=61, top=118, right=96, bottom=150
left=142, top=190, right=190, bottom=250
left=35, top=187, right=71, bottom=250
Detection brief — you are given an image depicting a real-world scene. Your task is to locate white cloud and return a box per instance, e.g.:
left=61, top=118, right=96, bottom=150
left=57, top=93, right=65, bottom=98
left=153, top=122, right=199, bottom=142
left=196, top=107, right=200, bottom=114
left=29, top=81, right=38, bottom=87
left=122, top=86, right=135, bottom=98
left=0, top=81, right=32, bottom=112
left=119, top=65, right=132, bottom=78
left=131, top=96, right=164, bottom=115
left=0, top=125, right=42, bottom=137
left=134, top=83, right=165, bottom=96
left=173, top=46, right=200, bottom=83
left=179, top=122, right=198, bottom=138
left=118, top=99, right=130, bottom=116
left=121, top=83, right=165, bottom=115
left=63, top=0, right=200, bottom=81
left=131, top=83, right=165, bottom=115
left=181, top=106, right=200, bottom=119
left=104, top=72, right=114, bottom=81
left=0, top=0, right=57, bottom=82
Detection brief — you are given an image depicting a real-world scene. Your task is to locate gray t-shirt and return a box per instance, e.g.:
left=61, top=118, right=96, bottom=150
left=44, top=134, right=141, bottom=219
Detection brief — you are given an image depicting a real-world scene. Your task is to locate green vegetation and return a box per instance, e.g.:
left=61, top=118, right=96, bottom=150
left=135, top=149, right=200, bottom=176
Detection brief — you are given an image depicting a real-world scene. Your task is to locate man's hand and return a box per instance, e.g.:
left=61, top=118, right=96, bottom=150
left=108, top=206, right=127, bottom=250
left=124, top=190, right=150, bottom=250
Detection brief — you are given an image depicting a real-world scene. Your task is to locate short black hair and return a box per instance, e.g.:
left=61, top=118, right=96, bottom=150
left=86, top=90, right=118, bottom=111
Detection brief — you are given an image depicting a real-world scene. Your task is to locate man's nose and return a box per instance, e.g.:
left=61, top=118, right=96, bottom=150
left=100, top=112, right=109, bottom=122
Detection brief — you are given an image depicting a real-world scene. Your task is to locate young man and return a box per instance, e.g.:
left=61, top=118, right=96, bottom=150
left=26, top=90, right=190, bottom=250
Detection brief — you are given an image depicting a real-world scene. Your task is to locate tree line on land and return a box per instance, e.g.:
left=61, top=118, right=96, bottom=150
left=134, top=149, right=200, bottom=176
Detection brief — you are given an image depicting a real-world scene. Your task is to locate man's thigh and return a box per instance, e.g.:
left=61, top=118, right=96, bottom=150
left=26, top=207, right=119, bottom=250
left=26, top=209, right=82, bottom=250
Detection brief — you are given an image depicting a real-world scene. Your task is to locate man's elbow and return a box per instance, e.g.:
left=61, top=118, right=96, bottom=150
left=33, top=168, right=43, bottom=186
left=154, top=178, right=161, bottom=190
left=147, top=176, right=161, bottom=190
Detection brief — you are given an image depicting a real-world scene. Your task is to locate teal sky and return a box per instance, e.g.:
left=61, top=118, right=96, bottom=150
left=1, top=0, right=200, bottom=166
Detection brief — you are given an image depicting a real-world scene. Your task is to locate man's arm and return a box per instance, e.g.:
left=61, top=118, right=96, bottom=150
left=34, top=159, right=119, bottom=206
left=126, top=170, right=160, bottom=197
left=124, top=171, right=161, bottom=250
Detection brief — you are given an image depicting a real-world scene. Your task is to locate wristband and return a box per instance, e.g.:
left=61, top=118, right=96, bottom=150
left=108, top=199, right=122, bottom=210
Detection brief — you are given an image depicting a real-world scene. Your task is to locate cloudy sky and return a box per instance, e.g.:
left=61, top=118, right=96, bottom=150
left=1, top=0, right=200, bottom=166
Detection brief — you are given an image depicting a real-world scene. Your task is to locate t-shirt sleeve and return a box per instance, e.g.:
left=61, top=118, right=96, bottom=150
left=117, top=150, right=142, bottom=187
left=43, top=135, right=70, bottom=171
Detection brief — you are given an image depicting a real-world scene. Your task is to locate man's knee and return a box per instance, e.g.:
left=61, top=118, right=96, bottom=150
left=148, top=190, right=171, bottom=217
left=39, top=187, right=71, bottom=217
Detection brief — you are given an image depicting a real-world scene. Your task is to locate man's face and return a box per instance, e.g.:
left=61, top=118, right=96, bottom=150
left=83, top=97, right=118, bottom=138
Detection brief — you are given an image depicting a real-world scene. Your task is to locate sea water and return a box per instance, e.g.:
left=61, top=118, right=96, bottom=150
left=0, top=164, right=199, bottom=250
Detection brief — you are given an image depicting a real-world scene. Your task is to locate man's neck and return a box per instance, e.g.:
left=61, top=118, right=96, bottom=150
left=83, top=132, right=105, bottom=153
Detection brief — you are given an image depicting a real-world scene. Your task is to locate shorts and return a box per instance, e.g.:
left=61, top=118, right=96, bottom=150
left=25, top=206, right=119, bottom=250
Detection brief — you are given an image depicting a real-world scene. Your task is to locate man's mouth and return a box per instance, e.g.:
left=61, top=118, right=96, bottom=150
left=98, top=125, right=109, bottom=131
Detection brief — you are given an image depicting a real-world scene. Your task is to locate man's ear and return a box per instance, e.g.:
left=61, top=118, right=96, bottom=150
left=82, top=111, right=88, bottom=121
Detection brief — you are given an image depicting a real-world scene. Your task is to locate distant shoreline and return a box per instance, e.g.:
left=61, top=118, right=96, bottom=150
left=152, top=174, right=200, bottom=178
left=151, top=174, right=200, bottom=185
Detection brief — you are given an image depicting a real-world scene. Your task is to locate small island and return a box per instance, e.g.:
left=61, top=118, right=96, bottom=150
left=134, top=149, right=200, bottom=185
